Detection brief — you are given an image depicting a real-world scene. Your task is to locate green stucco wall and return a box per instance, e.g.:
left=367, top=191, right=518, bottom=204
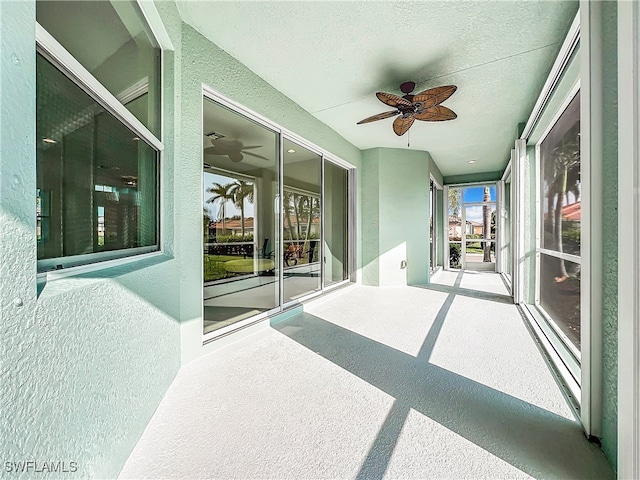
left=599, top=0, right=618, bottom=464
left=361, top=148, right=434, bottom=286
left=1, top=2, right=182, bottom=478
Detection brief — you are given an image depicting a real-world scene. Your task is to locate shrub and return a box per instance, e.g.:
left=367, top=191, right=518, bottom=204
left=450, top=244, right=461, bottom=268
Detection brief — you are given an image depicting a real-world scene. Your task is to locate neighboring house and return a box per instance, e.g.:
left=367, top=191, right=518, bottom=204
left=448, top=216, right=483, bottom=237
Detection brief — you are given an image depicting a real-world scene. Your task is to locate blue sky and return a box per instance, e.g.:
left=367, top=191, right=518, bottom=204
left=463, top=186, right=496, bottom=203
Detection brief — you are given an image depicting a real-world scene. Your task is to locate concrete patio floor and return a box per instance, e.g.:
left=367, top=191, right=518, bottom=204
left=120, top=271, right=614, bottom=479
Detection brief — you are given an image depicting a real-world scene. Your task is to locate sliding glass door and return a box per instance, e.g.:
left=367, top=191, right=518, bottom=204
left=282, top=138, right=322, bottom=304
left=202, top=98, right=281, bottom=334
left=202, top=94, right=351, bottom=337
left=324, top=160, right=349, bottom=286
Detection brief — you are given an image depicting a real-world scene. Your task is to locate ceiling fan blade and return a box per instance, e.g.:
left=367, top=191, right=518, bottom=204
left=393, top=115, right=415, bottom=136
left=241, top=145, right=263, bottom=150
left=412, top=85, right=457, bottom=108
left=376, top=92, right=412, bottom=108
left=357, top=110, right=399, bottom=124
left=243, top=151, right=271, bottom=161
left=204, top=146, right=222, bottom=154
left=414, top=105, right=457, bottom=122
left=229, top=152, right=244, bottom=162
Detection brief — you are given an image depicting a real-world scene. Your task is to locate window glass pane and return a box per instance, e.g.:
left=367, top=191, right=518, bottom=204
left=463, top=186, right=496, bottom=203
left=36, top=53, right=158, bottom=268
left=283, top=139, right=322, bottom=302
left=504, top=176, right=512, bottom=277
left=464, top=204, right=496, bottom=239
left=37, top=0, right=161, bottom=136
left=324, top=161, right=349, bottom=286
left=448, top=187, right=462, bottom=241
left=540, top=94, right=580, bottom=255
left=465, top=241, right=495, bottom=270
left=203, top=98, right=280, bottom=334
left=539, top=253, right=581, bottom=349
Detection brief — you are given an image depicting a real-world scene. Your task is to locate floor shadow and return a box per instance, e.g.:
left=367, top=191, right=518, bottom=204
left=415, top=284, right=513, bottom=305
left=272, top=273, right=613, bottom=479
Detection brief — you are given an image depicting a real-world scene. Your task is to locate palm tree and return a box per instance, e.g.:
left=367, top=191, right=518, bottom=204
left=206, top=181, right=236, bottom=235
left=448, top=188, right=461, bottom=218
left=230, top=180, right=254, bottom=237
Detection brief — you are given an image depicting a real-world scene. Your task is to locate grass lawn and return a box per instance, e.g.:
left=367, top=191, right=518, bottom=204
left=204, top=254, right=244, bottom=282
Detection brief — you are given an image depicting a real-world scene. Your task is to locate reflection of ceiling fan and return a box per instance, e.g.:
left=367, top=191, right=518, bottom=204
left=204, top=138, right=269, bottom=163
left=357, top=81, right=457, bottom=136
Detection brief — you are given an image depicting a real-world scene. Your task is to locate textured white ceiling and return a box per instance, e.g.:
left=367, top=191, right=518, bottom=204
left=178, top=1, right=578, bottom=176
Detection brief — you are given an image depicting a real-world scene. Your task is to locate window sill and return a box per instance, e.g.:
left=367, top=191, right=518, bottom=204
left=37, top=251, right=171, bottom=300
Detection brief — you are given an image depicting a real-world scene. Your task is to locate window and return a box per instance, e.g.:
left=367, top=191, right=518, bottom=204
left=36, top=0, right=161, bottom=136
left=537, top=93, right=581, bottom=353
left=36, top=0, right=162, bottom=272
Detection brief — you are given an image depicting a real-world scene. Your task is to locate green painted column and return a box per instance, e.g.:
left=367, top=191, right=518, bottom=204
left=361, top=147, right=432, bottom=286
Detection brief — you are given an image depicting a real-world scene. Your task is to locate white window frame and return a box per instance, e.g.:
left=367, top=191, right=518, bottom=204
left=533, top=82, right=582, bottom=362
left=429, top=175, right=443, bottom=276
left=444, top=182, right=498, bottom=272
left=617, top=0, right=640, bottom=476
left=35, top=1, right=170, bottom=276
left=498, top=157, right=513, bottom=291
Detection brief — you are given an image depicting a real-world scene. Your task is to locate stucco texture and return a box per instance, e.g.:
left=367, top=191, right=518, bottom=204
left=1, top=2, right=181, bottom=478
left=599, top=0, right=618, bottom=463
left=361, top=148, right=433, bottom=286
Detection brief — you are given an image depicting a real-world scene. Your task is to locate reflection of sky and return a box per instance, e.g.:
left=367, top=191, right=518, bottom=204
left=463, top=186, right=496, bottom=203
left=203, top=172, right=254, bottom=218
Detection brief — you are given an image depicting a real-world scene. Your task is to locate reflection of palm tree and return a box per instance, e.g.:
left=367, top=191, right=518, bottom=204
left=303, top=196, right=320, bottom=257
left=294, top=194, right=303, bottom=240
left=206, top=182, right=235, bottom=234
left=230, top=180, right=254, bottom=237
left=544, top=125, right=580, bottom=281
left=283, top=191, right=295, bottom=239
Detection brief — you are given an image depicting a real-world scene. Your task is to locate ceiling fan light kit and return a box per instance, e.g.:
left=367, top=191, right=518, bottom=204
left=357, top=82, right=458, bottom=136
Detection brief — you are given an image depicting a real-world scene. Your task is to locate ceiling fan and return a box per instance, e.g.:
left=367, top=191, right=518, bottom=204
left=204, top=137, right=269, bottom=163
left=357, top=81, right=457, bottom=136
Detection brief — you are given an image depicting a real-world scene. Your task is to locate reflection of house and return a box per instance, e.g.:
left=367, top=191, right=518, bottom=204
left=210, top=217, right=254, bottom=236
left=542, top=202, right=581, bottom=223
left=448, top=216, right=483, bottom=237
left=283, top=214, right=320, bottom=237
left=562, top=202, right=581, bottom=221
left=209, top=215, right=320, bottom=237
